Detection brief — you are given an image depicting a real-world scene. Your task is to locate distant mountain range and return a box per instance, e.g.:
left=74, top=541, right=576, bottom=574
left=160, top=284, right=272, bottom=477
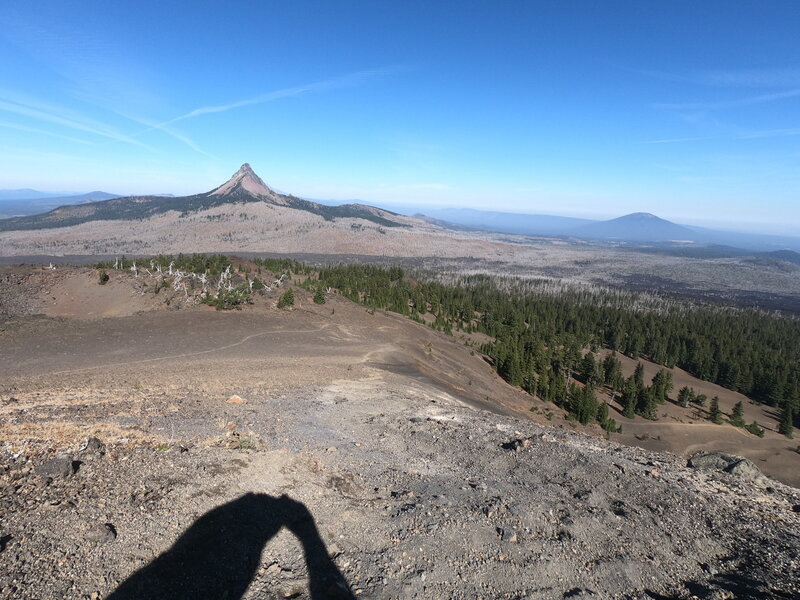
left=0, top=164, right=405, bottom=232
left=572, top=212, right=694, bottom=242
left=405, top=207, right=593, bottom=236
left=0, top=188, right=75, bottom=200
left=408, top=208, right=800, bottom=253
left=0, top=190, right=121, bottom=219
left=2, top=167, right=799, bottom=253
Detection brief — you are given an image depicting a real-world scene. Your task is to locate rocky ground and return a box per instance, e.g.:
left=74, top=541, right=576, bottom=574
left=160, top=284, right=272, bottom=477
left=1, top=266, right=799, bottom=599
left=1, top=378, right=799, bottom=600
left=0, top=360, right=800, bottom=598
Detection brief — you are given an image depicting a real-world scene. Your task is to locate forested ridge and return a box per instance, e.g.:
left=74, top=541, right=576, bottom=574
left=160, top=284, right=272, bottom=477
left=94, top=255, right=798, bottom=433
left=306, top=264, right=799, bottom=431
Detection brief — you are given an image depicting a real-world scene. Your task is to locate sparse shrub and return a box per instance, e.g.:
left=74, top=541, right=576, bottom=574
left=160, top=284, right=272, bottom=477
left=745, top=421, right=765, bottom=437
left=596, top=401, right=620, bottom=433
left=98, top=269, right=109, bottom=285
left=224, top=431, right=259, bottom=450
left=202, top=287, right=252, bottom=310
left=277, top=288, right=295, bottom=308
left=235, top=434, right=257, bottom=450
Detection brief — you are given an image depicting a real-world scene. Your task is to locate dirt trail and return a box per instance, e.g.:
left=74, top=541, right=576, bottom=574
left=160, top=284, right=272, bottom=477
left=44, top=326, right=329, bottom=377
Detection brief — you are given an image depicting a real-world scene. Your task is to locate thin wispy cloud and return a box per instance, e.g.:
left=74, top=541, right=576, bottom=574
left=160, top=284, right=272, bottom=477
left=0, top=119, right=95, bottom=145
left=740, top=127, right=800, bottom=139
left=645, top=135, right=720, bottom=144
left=150, top=123, right=215, bottom=158
left=2, top=13, right=162, bottom=111
left=110, top=110, right=216, bottom=159
left=655, top=88, right=800, bottom=111
left=0, top=95, right=154, bottom=151
left=167, top=67, right=402, bottom=123
left=646, top=128, right=800, bottom=144
left=702, top=68, right=800, bottom=87
left=621, top=64, right=800, bottom=88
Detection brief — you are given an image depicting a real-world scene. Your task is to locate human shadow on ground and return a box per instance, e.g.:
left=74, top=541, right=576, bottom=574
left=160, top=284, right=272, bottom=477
left=107, top=492, right=354, bottom=600
left=644, top=556, right=792, bottom=600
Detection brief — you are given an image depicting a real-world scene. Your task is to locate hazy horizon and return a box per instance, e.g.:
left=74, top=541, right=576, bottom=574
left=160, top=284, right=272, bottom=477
left=1, top=2, right=799, bottom=235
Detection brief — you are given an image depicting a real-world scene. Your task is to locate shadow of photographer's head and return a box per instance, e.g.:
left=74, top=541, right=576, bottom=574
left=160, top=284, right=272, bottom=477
left=108, top=493, right=354, bottom=600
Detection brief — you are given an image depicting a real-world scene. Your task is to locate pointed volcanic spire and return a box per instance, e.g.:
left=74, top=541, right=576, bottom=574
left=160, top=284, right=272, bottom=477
left=209, top=163, right=276, bottom=197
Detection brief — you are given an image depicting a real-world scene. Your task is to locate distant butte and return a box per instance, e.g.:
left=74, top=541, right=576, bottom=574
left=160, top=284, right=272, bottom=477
left=209, top=163, right=278, bottom=198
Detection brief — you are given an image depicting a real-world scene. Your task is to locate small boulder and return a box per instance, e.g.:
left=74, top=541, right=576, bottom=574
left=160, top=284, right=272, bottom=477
left=501, top=438, right=533, bottom=452
left=227, top=395, right=246, bottom=404
left=36, top=455, right=75, bottom=479
left=687, top=451, right=764, bottom=481
left=86, top=523, right=117, bottom=543
left=80, top=437, right=105, bottom=454
left=687, top=451, right=739, bottom=470
left=726, top=458, right=764, bottom=481
left=564, top=588, right=598, bottom=598
left=500, top=528, right=518, bottom=543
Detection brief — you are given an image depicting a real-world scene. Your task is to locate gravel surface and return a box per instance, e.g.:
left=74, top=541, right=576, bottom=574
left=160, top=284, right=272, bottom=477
left=1, top=375, right=798, bottom=600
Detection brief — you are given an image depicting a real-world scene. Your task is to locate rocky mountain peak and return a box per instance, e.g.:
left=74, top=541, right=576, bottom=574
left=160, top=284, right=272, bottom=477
left=209, top=163, right=276, bottom=198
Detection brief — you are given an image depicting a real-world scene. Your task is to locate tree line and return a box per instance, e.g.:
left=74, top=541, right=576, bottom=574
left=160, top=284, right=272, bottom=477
left=312, top=264, right=799, bottom=433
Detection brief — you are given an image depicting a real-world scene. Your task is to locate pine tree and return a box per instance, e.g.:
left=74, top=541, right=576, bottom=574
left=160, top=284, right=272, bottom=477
left=313, top=289, right=326, bottom=304
left=637, top=386, right=657, bottom=420
left=708, top=396, right=722, bottom=424
left=596, top=400, right=609, bottom=424
left=730, top=401, right=745, bottom=427
left=677, top=386, right=693, bottom=408
left=622, top=377, right=637, bottom=419
left=602, top=353, right=623, bottom=392
left=277, top=288, right=295, bottom=308
left=778, top=404, right=794, bottom=439
left=574, top=385, right=598, bottom=425
left=651, top=369, right=673, bottom=403
left=634, top=362, right=645, bottom=389
left=580, top=352, right=598, bottom=385
left=538, top=370, right=550, bottom=401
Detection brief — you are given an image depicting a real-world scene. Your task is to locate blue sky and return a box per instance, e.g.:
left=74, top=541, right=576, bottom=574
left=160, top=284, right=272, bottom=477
left=1, top=1, right=799, bottom=234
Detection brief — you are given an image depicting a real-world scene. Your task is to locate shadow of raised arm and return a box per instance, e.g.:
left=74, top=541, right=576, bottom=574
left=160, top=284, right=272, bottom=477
left=107, top=493, right=354, bottom=600
left=280, top=495, right=355, bottom=599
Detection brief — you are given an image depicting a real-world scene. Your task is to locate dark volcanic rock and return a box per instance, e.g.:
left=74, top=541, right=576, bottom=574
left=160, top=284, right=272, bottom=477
left=36, top=454, right=75, bottom=479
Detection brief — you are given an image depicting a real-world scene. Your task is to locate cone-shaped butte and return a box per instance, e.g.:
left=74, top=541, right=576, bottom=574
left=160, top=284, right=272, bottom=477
left=210, top=163, right=277, bottom=198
